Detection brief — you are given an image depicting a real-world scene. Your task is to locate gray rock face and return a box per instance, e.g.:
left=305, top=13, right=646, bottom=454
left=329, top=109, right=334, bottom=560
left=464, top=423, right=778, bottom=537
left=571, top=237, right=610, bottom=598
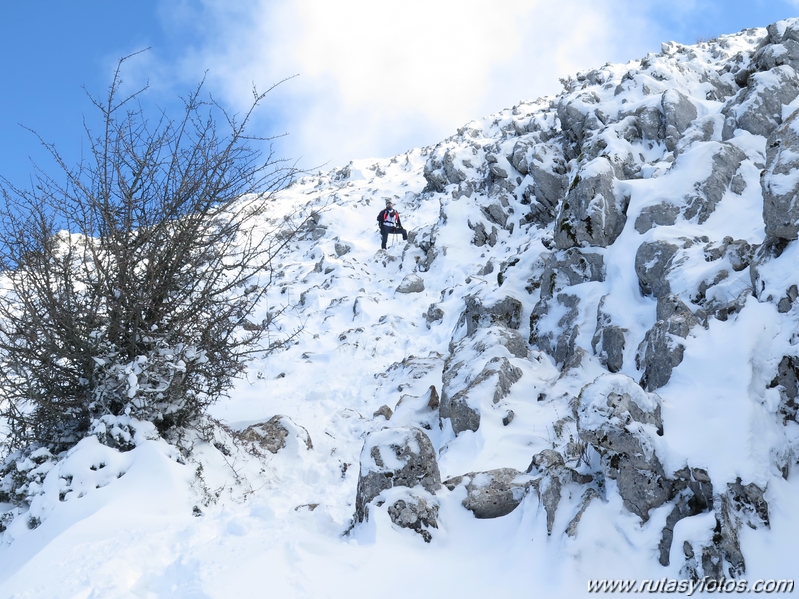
left=762, top=111, right=799, bottom=240
left=682, top=480, right=769, bottom=580
left=515, top=143, right=568, bottom=227
left=754, top=22, right=799, bottom=72
left=683, top=143, right=747, bottom=223
left=373, top=405, right=393, bottom=420
left=440, top=355, right=523, bottom=435
left=662, top=90, right=698, bottom=152
left=354, top=427, right=441, bottom=523
left=241, top=415, right=313, bottom=454
left=410, top=225, right=439, bottom=272
left=636, top=295, right=698, bottom=391
left=577, top=374, right=670, bottom=521
left=530, top=292, right=581, bottom=366
left=396, top=273, right=425, bottom=293
left=757, top=39, right=799, bottom=71
left=554, top=159, right=629, bottom=249
left=527, top=449, right=593, bottom=534
left=423, top=148, right=467, bottom=193
left=439, top=294, right=528, bottom=435
left=334, top=241, right=352, bottom=257
left=658, top=467, right=714, bottom=567
left=537, top=249, right=605, bottom=301
left=636, top=105, right=664, bottom=142
left=531, top=158, right=567, bottom=204
left=458, top=295, right=522, bottom=336
left=438, top=374, right=481, bottom=435
left=749, top=235, right=792, bottom=302
left=509, top=139, right=534, bottom=175
left=592, top=296, right=627, bottom=373
left=635, top=202, right=680, bottom=233
left=387, top=492, right=439, bottom=543
left=471, top=221, right=498, bottom=247
left=557, top=93, right=602, bottom=152
left=767, top=356, right=799, bottom=425
left=425, top=304, right=444, bottom=327
left=480, top=357, right=523, bottom=404
left=444, top=468, right=535, bottom=519
left=635, top=241, right=680, bottom=299
left=530, top=249, right=605, bottom=366
left=722, top=66, right=799, bottom=139
left=481, top=202, right=508, bottom=228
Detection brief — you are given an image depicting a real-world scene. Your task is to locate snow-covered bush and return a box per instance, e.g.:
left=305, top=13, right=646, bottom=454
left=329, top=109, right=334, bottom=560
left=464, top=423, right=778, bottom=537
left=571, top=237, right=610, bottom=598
left=0, top=54, right=305, bottom=452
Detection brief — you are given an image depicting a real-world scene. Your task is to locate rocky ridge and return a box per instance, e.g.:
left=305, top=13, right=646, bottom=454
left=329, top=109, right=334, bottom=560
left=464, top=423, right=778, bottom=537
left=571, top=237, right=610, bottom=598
left=247, top=19, right=799, bottom=580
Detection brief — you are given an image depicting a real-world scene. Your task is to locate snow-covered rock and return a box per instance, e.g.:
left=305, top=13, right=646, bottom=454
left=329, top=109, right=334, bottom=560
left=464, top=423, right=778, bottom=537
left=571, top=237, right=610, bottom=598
left=354, top=427, right=441, bottom=523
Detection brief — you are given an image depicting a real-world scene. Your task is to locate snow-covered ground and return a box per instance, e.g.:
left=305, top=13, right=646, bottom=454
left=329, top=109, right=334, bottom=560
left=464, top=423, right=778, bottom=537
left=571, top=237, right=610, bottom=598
left=2, top=18, right=799, bottom=599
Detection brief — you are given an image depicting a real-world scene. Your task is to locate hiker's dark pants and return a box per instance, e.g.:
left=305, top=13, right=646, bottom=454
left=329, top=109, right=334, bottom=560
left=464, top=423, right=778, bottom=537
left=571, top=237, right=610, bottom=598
left=381, top=226, right=407, bottom=249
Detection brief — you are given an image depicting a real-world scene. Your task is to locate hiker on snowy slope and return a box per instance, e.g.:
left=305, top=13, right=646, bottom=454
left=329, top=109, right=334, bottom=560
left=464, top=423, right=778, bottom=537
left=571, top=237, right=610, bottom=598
left=376, top=199, right=408, bottom=249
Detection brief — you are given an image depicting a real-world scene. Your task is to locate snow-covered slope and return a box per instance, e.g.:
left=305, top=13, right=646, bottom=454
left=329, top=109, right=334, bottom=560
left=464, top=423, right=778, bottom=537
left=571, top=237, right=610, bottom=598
left=2, top=19, right=799, bottom=598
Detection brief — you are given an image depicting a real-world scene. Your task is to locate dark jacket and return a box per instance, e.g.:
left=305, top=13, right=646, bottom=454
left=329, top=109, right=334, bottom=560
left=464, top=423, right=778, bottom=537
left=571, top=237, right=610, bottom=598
left=377, top=208, right=403, bottom=229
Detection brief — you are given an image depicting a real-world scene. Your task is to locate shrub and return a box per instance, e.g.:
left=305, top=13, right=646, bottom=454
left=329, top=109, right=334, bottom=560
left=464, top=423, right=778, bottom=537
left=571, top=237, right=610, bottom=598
left=0, top=55, right=304, bottom=451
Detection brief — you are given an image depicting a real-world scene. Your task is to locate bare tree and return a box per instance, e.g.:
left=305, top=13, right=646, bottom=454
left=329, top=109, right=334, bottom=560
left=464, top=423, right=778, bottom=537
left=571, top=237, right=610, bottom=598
left=0, top=54, right=305, bottom=451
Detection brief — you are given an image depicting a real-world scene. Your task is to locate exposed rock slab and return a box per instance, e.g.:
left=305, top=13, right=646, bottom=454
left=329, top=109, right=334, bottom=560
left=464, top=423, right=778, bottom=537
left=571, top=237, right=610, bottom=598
left=355, top=427, right=441, bottom=523
left=444, top=468, right=536, bottom=519
left=577, top=374, right=669, bottom=521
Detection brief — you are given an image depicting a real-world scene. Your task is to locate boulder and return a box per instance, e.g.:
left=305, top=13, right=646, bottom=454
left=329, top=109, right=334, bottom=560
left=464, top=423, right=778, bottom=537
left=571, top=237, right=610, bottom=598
left=354, top=427, right=441, bottom=523
left=767, top=355, right=799, bottom=424
left=591, top=295, right=627, bottom=373
left=722, top=66, right=799, bottom=140
left=661, top=90, right=698, bottom=152
left=557, top=94, right=602, bottom=150
left=554, top=158, right=629, bottom=249
left=457, top=295, right=522, bottom=336
left=530, top=249, right=605, bottom=365
left=527, top=449, right=593, bottom=534
left=634, top=202, right=680, bottom=233
left=373, top=405, right=393, bottom=420
left=334, top=241, right=352, bottom=257
left=636, top=295, right=698, bottom=391
left=440, top=294, right=528, bottom=435
left=634, top=240, right=680, bottom=299
left=577, top=374, right=670, bottom=521
left=444, top=468, right=536, bottom=519
left=530, top=292, right=581, bottom=366
left=524, top=144, right=568, bottom=225
left=471, top=222, right=498, bottom=247
left=762, top=110, right=799, bottom=240
left=396, top=273, right=425, bottom=293
left=683, top=143, right=747, bottom=224
left=537, top=249, right=605, bottom=302
left=240, top=415, right=313, bottom=454
left=424, top=303, right=444, bottom=327
left=658, top=467, right=714, bottom=566
left=440, top=355, right=523, bottom=436
left=681, top=480, right=769, bottom=580
left=753, top=22, right=799, bottom=71
left=386, top=491, right=439, bottom=543
left=636, top=105, right=664, bottom=142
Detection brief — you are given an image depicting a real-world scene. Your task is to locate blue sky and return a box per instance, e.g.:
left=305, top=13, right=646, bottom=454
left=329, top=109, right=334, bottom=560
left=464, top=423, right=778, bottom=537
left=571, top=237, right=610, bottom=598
left=1, top=1, right=798, bottom=187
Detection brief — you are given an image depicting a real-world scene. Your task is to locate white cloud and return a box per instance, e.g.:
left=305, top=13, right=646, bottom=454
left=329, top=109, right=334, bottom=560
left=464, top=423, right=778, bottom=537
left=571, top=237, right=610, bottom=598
left=155, top=0, right=670, bottom=170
